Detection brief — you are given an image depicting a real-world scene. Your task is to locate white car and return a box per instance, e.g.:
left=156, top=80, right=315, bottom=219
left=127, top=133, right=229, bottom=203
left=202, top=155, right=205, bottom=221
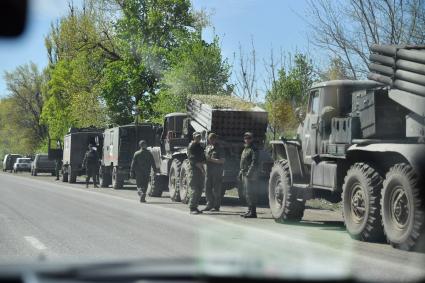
left=13, top=158, right=32, bottom=173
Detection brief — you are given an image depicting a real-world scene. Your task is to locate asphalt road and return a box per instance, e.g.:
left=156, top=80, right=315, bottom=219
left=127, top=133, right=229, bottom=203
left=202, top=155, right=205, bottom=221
left=0, top=171, right=424, bottom=282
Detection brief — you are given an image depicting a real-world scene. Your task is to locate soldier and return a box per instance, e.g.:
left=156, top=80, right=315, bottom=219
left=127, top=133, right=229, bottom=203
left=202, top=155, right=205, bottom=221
left=239, top=132, right=259, bottom=218
left=130, top=140, right=156, bottom=203
left=187, top=132, right=206, bottom=215
left=203, top=133, right=225, bottom=212
left=82, top=144, right=100, bottom=188
left=55, top=159, right=62, bottom=181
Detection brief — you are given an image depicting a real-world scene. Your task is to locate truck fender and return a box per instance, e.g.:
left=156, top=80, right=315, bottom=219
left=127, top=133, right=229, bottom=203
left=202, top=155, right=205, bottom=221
left=347, top=143, right=425, bottom=176
left=148, top=146, right=162, bottom=169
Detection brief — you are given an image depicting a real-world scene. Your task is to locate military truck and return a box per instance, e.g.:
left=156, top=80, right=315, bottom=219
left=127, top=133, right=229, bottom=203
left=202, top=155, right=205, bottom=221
left=60, top=127, right=103, bottom=183
left=148, top=95, right=272, bottom=203
left=99, top=123, right=161, bottom=190
left=268, top=44, right=425, bottom=251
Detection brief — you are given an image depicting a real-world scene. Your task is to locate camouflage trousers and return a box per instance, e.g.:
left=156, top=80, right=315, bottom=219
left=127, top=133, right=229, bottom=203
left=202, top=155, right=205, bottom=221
left=136, top=172, right=150, bottom=196
left=242, top=175, right=258, bottom=206
left=205, top=170, right=222, bottom=209
left=188, top=167, right=205, bottom=210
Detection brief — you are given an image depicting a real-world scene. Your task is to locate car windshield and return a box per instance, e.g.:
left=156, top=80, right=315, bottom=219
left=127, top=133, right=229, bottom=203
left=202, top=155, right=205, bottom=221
left=0, top=1, right=424, bottom=282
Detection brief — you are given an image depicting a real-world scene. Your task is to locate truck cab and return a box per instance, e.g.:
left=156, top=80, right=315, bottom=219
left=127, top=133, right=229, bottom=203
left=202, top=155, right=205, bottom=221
left=269, top=79, right=425, bottom=251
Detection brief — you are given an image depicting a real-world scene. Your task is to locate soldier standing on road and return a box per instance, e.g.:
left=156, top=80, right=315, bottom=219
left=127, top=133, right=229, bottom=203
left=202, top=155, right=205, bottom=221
left=83, top=144, right=100, bottom=188
left=239, top=132, right=259, bottom=218
left=203, top=133, right=225, bottom=212
left=187, top=132, right=206, bottom=215
left=55, top=159, right=62, bottom=181
left=130, top=140, right=156, bottom=203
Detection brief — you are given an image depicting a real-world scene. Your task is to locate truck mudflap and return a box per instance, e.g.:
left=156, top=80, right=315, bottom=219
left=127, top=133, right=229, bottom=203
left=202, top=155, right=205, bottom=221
left=347, top=143, right=425, bottom=175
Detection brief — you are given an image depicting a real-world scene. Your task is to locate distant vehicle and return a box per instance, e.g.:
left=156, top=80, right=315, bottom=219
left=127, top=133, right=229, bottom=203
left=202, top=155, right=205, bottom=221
left=31, top=154, right=56, bottom=176
left=100, top=123, right=160, bottom=189
left=2, top=154, right=22, bottom=172
left=13, top=158, right=32, bottom=173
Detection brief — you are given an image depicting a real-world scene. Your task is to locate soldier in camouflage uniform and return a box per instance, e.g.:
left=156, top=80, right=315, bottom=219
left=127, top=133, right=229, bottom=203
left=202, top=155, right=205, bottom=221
left=82, top=144, right=100, bottom=188
left=239, top=132, right=259, bottom=218
left=187, top=132, right=206, bottom=215
left=203, top=133, right=225, bottom=212
left=130, top=140, right=156, bottom=203
left=55, top=159, right=62, bottom=181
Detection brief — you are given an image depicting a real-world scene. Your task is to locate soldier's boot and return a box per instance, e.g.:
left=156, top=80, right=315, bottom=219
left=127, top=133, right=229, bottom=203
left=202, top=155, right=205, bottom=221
left=240, top=207, right=251, bottom=217
left=94, top=182, right=99, bottom=188
left=140, top=193, right=146, bottom=203
left=190, top=208, right=203, bottom=215
left=243, top=207, right=257, bottom=218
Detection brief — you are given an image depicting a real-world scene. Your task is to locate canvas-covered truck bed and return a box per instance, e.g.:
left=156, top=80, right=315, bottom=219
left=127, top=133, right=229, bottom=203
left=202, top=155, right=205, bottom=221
left=62, top=128, right=104, bottom=183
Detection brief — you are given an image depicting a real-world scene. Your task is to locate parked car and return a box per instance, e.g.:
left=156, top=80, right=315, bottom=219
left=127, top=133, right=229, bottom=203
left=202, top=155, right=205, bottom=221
left=2, top=154, right=22, bottom=172
left=13, top=158, right=32, bottom=173
left=31, top=154, right=56, bottom=176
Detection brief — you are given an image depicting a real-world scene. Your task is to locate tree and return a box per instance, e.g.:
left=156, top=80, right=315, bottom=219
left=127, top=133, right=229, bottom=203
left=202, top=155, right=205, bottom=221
left=307, top=0, right=425, bottom=78
left=99, top=0, right=198, bottom=122
left=264, top=51, right=315, bottom=138
left=233, top=38, right=258, bottom=102
left=319, top=57, right=353, bottom=81
left=1, top=63, right=48, bottom=154
left=154, top=36, right=232, bottom=119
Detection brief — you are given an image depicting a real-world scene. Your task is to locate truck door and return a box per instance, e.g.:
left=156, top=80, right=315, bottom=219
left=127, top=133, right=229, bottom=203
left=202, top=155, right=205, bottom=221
left=301, top=89, right=320, bottom=164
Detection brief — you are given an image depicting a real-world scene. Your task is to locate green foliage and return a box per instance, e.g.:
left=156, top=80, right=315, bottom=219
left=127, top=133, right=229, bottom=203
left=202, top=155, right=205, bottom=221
left=0, top=63, right=47, bottom=155
left=190, top=94, right=255, bottom=110
left=153, top=37, right=232, bottom=118
left=265, top=53, right=314, bottom=137
left=319, top=57, right=353, bottom=81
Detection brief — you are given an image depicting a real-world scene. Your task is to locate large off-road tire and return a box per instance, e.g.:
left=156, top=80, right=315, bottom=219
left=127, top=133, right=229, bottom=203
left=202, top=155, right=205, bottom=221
left=168, top=159, right=182, bottom=202
left=342, top=163, right=384, bottom=242
left=112, top=166, right=124, bottom=190
left=62, top=170, right=68, bottom=182
left=68, top=166, right=77, bottom=183
left=99, top=166, right=111, bottom=188
left=147, top=168, right=166, bottom=197
left=268, top=160, right=305, bottom=222
left=381, top=163, right=425, bottom=251
left=179, top=160, right=191, bottom=204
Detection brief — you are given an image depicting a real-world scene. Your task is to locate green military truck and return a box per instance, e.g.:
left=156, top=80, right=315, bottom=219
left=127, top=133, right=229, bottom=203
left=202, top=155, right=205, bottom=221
left=99, top=123, right=161, bottom=190
left=268, top=44, right=425, bottom=251
left=148, top=95, right=272, bottom=203
left=60, top=127, right=104, bottom=183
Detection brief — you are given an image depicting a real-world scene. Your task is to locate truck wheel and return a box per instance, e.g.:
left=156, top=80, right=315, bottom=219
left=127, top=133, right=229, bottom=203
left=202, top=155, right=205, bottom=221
left=147, top=169, right=165, bottom=197
left=68, top=166, right=77, bottom=183
left=268, top=160, right=305, bottom=222
left=381, top=163, right=424, bottom=251
left=342, top=163, right=384, bottom=242
left=62, top=171, right=68, bottom=182
left=112, top=167, right=123, bottom=190
left=99, top=167, right=111, bottom=188
left=179, top=160, right=191, bottom=204
left=168, top=159, right=182, bottom=202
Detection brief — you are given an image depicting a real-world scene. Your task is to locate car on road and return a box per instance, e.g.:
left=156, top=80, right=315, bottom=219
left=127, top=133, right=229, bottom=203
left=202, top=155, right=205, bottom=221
left=31, top=154, right=56, bottom=176
left=2, top=154, right=22, bottom=172
left=13, top=158, right=32, bottom=173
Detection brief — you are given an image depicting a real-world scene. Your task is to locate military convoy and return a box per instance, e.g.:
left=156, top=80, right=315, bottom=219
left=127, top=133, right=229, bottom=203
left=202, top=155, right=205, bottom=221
left=3, top=44, right=424, bottom=251
left=147, top=96, right=272, bottom=203
left=267, top=44, right=425, bottom=251
left=99, top=123, right=160, bottom=189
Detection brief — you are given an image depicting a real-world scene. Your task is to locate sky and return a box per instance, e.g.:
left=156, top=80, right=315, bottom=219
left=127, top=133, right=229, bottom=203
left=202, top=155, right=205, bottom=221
left=0, top=0, right=313, bottom=99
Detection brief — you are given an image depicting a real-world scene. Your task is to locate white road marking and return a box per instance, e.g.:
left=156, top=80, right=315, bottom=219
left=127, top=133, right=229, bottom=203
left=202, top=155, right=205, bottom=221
left=24, top=236, right=47, bottom=250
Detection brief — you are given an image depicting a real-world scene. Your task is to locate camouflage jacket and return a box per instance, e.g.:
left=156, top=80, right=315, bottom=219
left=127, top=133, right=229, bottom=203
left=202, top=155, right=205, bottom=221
left=240, top=144, right=259, bottom=179
left=187, top=141, right=206, bottom=168
left=205, top=143, right=225, bottom=174
left=130, top=148, right=156, bottom=175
